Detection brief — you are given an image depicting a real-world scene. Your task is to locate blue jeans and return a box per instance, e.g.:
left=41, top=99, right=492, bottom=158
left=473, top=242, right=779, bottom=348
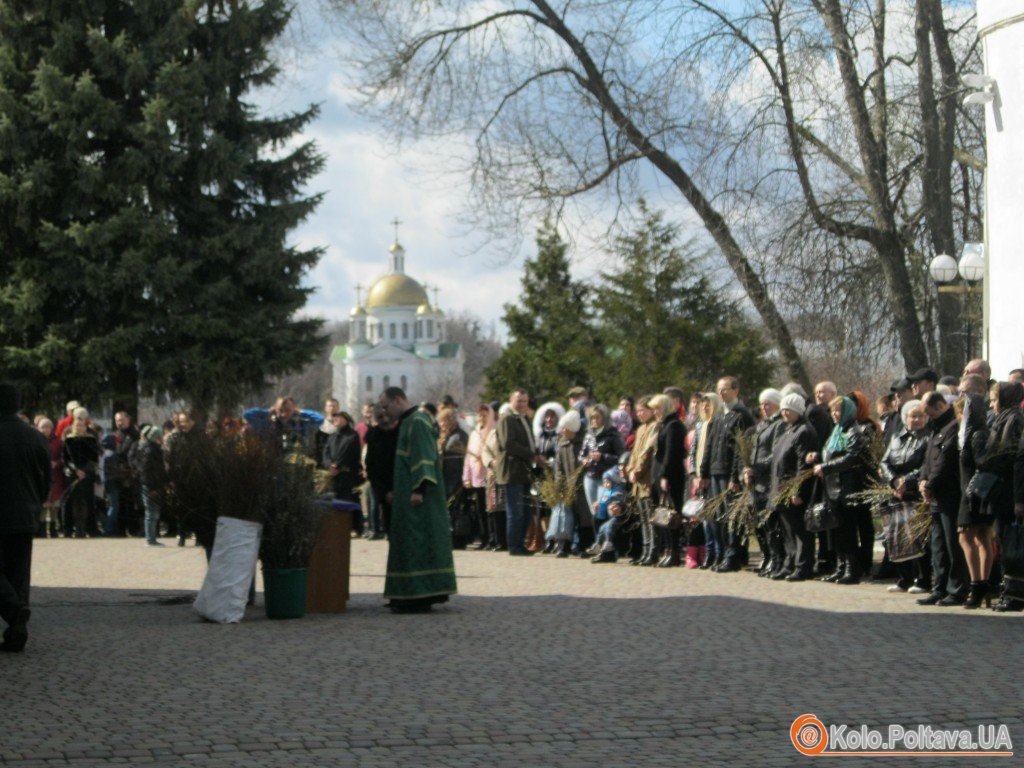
left=104, top=485, right=120, bottom=536
left=142, top=489, right=160, bottom=544
left=596, top=516, right=623, bottom=552
left=704, top=475, right=730, bottom=564
left=504, top=483, right=530, bottom=553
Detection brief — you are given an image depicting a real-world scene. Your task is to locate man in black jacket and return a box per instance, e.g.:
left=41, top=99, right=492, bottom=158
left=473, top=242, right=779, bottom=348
left=0, top=382, right=51, bottom=652
left=700, top=376, right=755, bottom=571
left=917, top=392, right=968, bottom=606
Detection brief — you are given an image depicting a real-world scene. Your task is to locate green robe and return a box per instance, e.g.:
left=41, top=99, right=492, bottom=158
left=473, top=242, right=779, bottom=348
left=384, top=409, right=458, bottom=601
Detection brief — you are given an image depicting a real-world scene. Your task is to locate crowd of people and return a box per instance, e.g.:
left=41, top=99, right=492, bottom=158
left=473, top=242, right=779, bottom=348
left=3, top=356, right=1024, bottom=649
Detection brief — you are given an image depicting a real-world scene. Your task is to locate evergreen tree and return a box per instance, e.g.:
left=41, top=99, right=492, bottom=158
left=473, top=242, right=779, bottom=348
left=483, top=219, right=597, bottom=404
left=0, top=1, right=323, bottom=416
left=592, top=202, right=773, bottom=401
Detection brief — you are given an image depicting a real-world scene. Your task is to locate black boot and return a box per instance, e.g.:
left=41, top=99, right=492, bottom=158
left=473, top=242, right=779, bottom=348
left=837, top=561, right=861, bottom=585
left=963, top=581, right=992, bottom=609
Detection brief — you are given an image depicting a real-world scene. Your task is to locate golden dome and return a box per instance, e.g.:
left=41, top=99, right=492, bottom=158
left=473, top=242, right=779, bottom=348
left=433, top=306, right=445, bottom=317
left=416, top=302, right=431, bottom=315
left=365, top=274, right=429, bottom=308
left=350, top=305, right=367, bottom=317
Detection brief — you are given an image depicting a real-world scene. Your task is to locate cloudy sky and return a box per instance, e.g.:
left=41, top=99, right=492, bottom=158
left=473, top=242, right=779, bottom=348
left=254, top=8, right=535, bottom=338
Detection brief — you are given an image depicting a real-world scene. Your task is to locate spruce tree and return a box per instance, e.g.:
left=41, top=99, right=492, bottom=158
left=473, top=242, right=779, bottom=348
left=0, top=1, right=324, bottom=416
left=484, top=219, right=597, bottom=404
left=592, top=202, right=773, bottom=400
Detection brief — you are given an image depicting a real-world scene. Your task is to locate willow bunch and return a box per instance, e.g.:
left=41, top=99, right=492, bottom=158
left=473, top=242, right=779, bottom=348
left=695, top=486, right=730, bottom=524
left=868, top=429, right=887, bottom=470
left=771, top=469, right=816, bottom=511
left=906, top=500, right=932, bottom=541
left=537, top=464, right=584, bottom=508
left=724, top=486, right=757, bottom=532
left=850, top=481, right=898, bottom=517
left=734, top=428, right=755, bottom=470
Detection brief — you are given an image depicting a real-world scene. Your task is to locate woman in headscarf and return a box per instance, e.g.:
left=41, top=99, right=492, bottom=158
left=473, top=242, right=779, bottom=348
left=463, top=403, right=495, bottom=549
left=879, top=399, right=930, bottom=593
left=533, top=402, right=565, bottom=552
left=624, top=396, right=659, bottom=565
left=812, top=395, right=876, bottom=584
left=548, top=409, right=589, bottom=557
left=693, top=393, right=724, bottom=568
left=964, top=382, right=1024, bottom=610
left=650, top=393, right=687, bottom=567
left=61, top=407, right=100, bottom=537
left=36, top=418, right=64, bottom=538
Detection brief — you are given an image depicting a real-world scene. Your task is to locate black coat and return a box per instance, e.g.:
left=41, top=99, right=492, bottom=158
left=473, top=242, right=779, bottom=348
left=747, top=414, right=784, bottom=493
left=879, top=427, right=928, bottom=501
left=805, top=404, right=833, bottom=452
left=820, top=422, right=875, bottom=504
left=652, top=413, right=687, bottom=508
left=958, top=392, right=989, bottom=523
left=769, top=419, right=817, bottom=509
left=441, top=427, right=468, bottom=500
left=0, top=415, right=51, bottom=534
left=579, top=425, right=625, bottom=480
left=323, top=425, right=362, bottom=499
left=699, top=400, right=755, bottom=480
left=974, top=406, right=1024, bottom=523
left=364, top=424, right=398, bottom=496
left=920, top=408, right=960, bottom=516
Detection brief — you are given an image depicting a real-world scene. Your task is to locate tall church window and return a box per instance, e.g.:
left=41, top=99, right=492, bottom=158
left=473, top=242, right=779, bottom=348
left=365, top=376, right=373, bottom=392
left=383, top=375, right=390, bottom=389
left=389, top=323, right=396, bottom=339
left=427, top=319, right=434, bottom=338
left=401, top=375, right=407, bottom=390
left=402, top=322, right=409, bottom=339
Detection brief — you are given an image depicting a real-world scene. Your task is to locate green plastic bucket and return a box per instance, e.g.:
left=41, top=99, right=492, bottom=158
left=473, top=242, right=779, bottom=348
left=262, top=567, right=308, bottom=619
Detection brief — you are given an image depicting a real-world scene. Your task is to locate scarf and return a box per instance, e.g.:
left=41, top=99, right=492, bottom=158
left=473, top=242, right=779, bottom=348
left=824, top=397, right=856, bottom=458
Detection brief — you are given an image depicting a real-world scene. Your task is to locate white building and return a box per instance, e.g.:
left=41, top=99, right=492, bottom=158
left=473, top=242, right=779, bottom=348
left=978, top=1, right=1024, bottom=376
left=331, top=239, right=464, bottom=412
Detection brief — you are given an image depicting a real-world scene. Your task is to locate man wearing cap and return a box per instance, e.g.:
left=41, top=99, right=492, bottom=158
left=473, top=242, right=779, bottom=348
left=0, top=382, right=51, bottom=651
left=908, top=368, right=939, bottom=399
left=567, top=386, right=592, bottom=433
left=743, top=389, right=786, bottom=576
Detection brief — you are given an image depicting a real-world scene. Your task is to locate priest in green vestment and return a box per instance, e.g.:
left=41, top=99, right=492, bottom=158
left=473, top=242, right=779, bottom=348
left=379, top=387, right=457, bottom=613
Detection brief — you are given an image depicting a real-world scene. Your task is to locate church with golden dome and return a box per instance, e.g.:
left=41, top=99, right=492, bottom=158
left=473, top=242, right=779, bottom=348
left=330, top=233, right=464, bottom=412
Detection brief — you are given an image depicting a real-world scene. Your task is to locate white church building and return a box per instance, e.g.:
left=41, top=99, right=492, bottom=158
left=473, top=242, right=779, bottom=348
left=331, top=237, right=464, bottom=412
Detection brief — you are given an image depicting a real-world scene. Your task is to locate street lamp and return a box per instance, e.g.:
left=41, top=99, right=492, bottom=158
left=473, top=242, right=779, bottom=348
left=929, top=243, right=984, bottom=362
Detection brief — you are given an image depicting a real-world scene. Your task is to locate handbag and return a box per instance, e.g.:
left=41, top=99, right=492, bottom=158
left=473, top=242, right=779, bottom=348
left=682, top=498, right=704, bottom=519
left=880, top=501, right=925, bottom=562
left=651, top=504, right=682, bottom=530
left=966, top=471, right=1000, bottom=501
left=804, top=499, right=840, bottom=533
left=546, top=502, right=574, bottom=541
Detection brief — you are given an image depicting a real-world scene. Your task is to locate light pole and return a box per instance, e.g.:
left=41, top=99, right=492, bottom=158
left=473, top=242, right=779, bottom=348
left=929, top=243, right=984, bottom=364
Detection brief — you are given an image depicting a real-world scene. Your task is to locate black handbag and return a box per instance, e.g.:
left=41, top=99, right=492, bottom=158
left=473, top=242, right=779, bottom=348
left=804, top=499, right=840, bottom=533
left=651, top=505, right=682, bottom=530
left=966, top=471, right=1000, bottom=501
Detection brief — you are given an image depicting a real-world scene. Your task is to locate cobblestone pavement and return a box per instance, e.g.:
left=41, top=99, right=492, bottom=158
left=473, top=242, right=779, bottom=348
left=4, top=538, right=1022, bottom=767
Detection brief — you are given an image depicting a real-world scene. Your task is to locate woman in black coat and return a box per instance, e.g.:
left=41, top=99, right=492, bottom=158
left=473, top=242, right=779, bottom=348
left=962, top=382, right=1024, bottom=609
left=879, top=400, right=931, bottom=593
left=322, top=411, right=362, bottom=504
left=770, top=396, right=819, bottom=581
left=61, top=409, right=100, bottom=537
left=650, top=394, right=687, bottom=567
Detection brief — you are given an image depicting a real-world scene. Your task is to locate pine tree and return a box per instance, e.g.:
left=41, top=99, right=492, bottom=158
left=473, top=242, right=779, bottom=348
left=0, top=1, right=324, bottom=416
left=592, top=202, right=773, bottom=400
left=483, top=219, right=598, bottom=404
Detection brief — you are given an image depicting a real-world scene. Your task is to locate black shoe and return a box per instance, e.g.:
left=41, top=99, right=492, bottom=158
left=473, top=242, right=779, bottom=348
left=509, top=549, right=534, bottom=557
left=963, top=582, right=993, bottom=609
left=769, top=569, right=791, bottom=581
left=937, top=594, right=965, bottom=606
left=785, top=572, right=810, bottom=582
left=837, top=564, right=861, bottom=585
left=556, top=547, right=570, bottom=559
left=0, top=607, right=29, bottom=652
left=591, top=551, right=617, bottom=563
left=992, top=598, right=1024, bottom=612
left=821, top=567, right=843, bottom=583
left=916, top=591, right=946, bottom=606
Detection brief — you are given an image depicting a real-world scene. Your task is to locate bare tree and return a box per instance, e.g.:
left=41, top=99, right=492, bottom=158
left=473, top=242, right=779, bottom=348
left=332, top=0, right=811, bottom=387
left=331, top=0, right=984, bottom=380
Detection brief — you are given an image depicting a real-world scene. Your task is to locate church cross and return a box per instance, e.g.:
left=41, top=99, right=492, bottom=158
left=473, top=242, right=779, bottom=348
left=355, top=283, right=363, bottom=305
left=390, top=217, right=403, bottom=242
